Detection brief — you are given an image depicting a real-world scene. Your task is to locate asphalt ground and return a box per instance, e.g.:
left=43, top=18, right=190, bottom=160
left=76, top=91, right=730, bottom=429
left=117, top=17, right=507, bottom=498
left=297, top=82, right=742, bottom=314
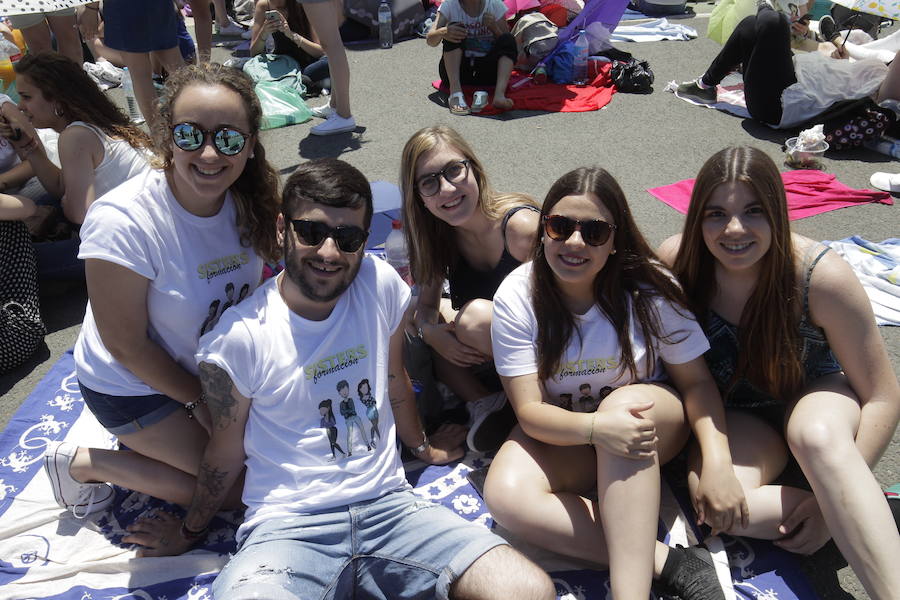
left=1, top=4, right=898, bottom=597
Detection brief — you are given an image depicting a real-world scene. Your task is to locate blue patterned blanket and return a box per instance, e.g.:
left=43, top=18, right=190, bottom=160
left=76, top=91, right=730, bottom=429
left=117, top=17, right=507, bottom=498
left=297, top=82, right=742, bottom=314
left=0, top=351, right=817, bottom=599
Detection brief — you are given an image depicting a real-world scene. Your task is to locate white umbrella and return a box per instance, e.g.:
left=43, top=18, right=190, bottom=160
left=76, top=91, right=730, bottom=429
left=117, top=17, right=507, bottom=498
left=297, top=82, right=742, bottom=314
left=0, top=0, right=94, bottom=17
left=829, top=0, right=900, bottom=20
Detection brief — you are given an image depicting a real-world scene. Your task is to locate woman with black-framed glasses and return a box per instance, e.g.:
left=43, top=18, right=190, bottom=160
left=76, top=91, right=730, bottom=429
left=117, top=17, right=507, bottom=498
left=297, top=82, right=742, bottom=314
left=484, top=166, right=744, bottom=600
left=400, top=125, right=540, bottom=453
left=41, top=64, right=281, bottom=534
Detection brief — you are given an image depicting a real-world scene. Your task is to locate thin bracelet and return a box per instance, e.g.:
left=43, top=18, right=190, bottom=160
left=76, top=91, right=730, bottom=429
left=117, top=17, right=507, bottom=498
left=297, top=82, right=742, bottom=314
left=587, top=412, right=597, bottom=445
left=180, top=520, right=208, bottom=540
left=184, top=393, right=207, bottom=419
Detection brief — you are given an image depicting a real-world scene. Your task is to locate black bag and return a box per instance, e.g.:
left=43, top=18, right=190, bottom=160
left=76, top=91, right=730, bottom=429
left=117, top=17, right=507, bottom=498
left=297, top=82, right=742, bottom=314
left=610, top=58, right=654, bottom=94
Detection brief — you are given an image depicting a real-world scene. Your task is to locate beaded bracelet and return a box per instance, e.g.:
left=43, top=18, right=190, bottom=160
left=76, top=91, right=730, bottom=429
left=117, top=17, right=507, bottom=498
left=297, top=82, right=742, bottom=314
left=184, top=394, right=206, bottom=419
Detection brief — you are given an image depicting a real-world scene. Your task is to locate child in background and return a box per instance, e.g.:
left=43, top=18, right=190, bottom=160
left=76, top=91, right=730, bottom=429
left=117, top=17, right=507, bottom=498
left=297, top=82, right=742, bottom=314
left=426, top=0, right=516, bottom=114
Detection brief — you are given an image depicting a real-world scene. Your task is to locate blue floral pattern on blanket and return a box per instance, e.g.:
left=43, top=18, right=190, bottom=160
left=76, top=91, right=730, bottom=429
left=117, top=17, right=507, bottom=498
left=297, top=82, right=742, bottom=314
left=0, top=351, right=817, bottom=600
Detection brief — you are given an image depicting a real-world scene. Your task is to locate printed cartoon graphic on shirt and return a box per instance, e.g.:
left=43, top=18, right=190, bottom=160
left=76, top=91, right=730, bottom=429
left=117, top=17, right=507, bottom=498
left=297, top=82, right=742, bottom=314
left=338, top=379, right=372, bottom=456
left=546, top=382, right=614, bottom=412
left=199, top=281, right=258, bottom=337
left=573, top=383, right=596, bottom=413
left=358, top=378, right=380, bottom=447
left=463, top=20, right=497, bottom=57
left=319, top=399, right=347, bottom=461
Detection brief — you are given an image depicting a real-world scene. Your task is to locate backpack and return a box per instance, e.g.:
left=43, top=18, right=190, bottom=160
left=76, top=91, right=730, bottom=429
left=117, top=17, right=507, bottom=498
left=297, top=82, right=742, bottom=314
left=512, top=13, right=559, bottom=60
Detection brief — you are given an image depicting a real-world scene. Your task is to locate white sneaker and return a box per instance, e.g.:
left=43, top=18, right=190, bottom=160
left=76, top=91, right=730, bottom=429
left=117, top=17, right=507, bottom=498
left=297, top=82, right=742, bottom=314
left=43, top=441, right=114, bottom=519
left=310, top=103, right=335, bottom=119
left=465, top=391, right=515, bottom=453
left=216, top=20, right=246, bottom=36
left=870, top=171, right=900, bottom=192
left=310, top=113, right=356, bottom=136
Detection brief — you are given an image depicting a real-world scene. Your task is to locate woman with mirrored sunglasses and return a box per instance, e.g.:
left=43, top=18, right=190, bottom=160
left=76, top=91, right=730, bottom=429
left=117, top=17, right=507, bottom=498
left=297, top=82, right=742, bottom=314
left=43, top=64, right=281, bottom=553
left=0, top=52, right=152, bottom=228
left=400, top=125, right=540, bottom=453
left=659, top=147, right=900, bottom=599
left=484, top=166, right=744, bottom=600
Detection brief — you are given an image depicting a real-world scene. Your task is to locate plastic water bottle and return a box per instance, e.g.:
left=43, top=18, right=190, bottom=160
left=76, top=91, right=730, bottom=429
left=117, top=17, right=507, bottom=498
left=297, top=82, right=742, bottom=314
left=865, top=136, right=900, bottom=159
left=533, top=62, right=547, bottom=85
left=121, top=67, right=144, bottom=124
left=573, top=29, right=590, bottom=86
left=378, top=0, right=393, bottom=49
left=385, top=219, right=412, bottom=285
left=0, top=38, right=21, bottom=93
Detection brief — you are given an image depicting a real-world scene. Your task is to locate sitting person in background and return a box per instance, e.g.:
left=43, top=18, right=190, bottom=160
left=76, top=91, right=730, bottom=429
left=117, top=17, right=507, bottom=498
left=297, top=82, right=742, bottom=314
left=250, top=0, right=331, bottom=95
left=659, top=146, right=900, bottom=600
left=0, top=53, right=151, bottom=226
left=675, top=4, right=898, bottom=129
left=401, top=125, right=540, bottom=452
left=484, top=166, right=743, bottom=600
left=426, top=0, right=516, bottom=113
left=0, top=193, right=45, bottom=373
left=6, top=7, right=83, bottom=65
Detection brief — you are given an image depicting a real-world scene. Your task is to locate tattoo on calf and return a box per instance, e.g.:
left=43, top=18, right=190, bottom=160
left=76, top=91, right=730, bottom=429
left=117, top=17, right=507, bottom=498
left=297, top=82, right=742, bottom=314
left=199, top=362, right=239, bottom=430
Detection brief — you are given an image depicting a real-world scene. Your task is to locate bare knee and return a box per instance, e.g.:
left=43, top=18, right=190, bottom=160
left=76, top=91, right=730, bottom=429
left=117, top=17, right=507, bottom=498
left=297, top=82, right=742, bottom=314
left=785, top=417, right=848, bottom=464
left=455, top=299, right=492, bottom=351
left=482, top=460, right=525, bottom=530
left=451, top=545, right=555, bottom=600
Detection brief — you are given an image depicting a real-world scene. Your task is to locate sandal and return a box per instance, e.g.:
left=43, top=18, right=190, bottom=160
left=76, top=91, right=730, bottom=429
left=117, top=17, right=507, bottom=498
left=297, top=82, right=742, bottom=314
left=470, top=91, right=489, bottom=113
left=448, top=91, right=470, bottom=115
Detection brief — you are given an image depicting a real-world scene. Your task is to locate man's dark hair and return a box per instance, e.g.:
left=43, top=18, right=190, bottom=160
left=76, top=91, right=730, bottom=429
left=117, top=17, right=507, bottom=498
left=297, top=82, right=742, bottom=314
left=283, top=159, right=373, bottom=229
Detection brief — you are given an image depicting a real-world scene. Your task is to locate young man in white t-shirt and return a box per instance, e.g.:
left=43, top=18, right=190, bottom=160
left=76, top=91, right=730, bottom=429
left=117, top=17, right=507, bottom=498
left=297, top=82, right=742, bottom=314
left=123, top=158, right=554, bottom=600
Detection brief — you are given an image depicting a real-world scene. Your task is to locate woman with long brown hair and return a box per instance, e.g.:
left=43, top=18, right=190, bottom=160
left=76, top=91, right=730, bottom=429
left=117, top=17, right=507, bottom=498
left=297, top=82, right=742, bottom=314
left=40, top=63, right=281, bottom=537
left=0, top=52, right=151, bottom=225
left=485, top=166, right=744, bottom=600
left=401, top=125, right=539, bottom=452
left=659, top=146, right=900, bottom=600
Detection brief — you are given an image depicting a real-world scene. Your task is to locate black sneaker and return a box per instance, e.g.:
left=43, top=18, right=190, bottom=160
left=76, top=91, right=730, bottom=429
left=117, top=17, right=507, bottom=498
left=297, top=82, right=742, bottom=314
left=466, top=394, right=517, bottom=453
left=676, top=80, right=717, bottom=105
left=819, top=15, right=839, bottom=42
left=658, top=545, right=727, bottom=600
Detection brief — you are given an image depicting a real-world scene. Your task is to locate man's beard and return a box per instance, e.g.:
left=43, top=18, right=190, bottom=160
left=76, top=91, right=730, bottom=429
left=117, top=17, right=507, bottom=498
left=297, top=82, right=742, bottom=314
left=283, top=236, right=362, bottom=303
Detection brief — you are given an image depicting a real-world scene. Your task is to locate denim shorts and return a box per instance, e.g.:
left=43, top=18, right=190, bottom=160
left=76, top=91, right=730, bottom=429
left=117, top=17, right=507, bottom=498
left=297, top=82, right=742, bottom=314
left=213, top=489, right=508, bottom=600
left=78, top=381, right=182, bottom=435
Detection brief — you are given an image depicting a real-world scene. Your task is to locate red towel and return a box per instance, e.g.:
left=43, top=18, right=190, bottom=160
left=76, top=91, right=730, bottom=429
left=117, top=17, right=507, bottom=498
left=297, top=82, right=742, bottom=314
left=432, top=64, right=616, bottom=115
left=647, top=170, right=893, bottom=220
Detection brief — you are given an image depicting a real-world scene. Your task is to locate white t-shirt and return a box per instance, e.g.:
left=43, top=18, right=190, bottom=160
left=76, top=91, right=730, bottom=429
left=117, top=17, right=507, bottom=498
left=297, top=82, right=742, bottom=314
left=66, top=121, right=150, bottom=198
left=196, top=256, right=411, bottom=541
left=74, top=169, right=264, bottom=397
left=438, top=0, right=508, bottom=57
left=492, top=263, right=709, bottom=412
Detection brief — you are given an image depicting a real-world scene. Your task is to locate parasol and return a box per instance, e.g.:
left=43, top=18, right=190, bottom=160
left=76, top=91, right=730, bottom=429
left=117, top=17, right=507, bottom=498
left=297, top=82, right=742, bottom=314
left=829, top=0, right=900, bottom=20
left=0, top=0, right=94, bottom=17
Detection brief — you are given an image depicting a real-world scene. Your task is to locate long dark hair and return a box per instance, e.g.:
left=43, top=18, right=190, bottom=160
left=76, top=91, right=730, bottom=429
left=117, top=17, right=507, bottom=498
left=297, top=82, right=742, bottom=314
left=533, top=167, right=691, bottom=381
left=15, top=52, right=152, bottom=151
left=400, top=125, right=537, bottom=286
left=280, top=0, right=312, bottom=38
left=152, top=62, right=281, bottom=263
left=672, top=146, right=802, bottom=399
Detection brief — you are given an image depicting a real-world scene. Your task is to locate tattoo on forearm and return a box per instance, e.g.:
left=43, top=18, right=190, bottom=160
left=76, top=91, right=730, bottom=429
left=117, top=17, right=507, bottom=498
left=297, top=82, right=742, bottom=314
left=199, top=361, right=239, bottom=430
left=188, top=460, right=231, bottom=524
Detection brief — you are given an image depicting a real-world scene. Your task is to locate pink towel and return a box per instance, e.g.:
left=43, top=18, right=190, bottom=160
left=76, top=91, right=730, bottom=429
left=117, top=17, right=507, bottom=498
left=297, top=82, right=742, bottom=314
left=647, top=170, right=893, bottom=220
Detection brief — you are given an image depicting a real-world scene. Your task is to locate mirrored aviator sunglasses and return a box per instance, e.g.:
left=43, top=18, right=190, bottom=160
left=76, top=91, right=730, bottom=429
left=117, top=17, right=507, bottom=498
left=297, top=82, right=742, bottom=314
left=172, top=122, right=248, bottom=156
left=542, top=214, right=616, bottom=247
left=290, top=219, right=368, bottom=253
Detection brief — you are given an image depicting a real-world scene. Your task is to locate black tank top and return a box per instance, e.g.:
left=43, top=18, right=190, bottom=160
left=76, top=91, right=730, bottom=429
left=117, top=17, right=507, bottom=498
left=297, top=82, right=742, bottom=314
left=448, top=205, right=539, bottom=310
left=272, top=30, right=315, bottom=69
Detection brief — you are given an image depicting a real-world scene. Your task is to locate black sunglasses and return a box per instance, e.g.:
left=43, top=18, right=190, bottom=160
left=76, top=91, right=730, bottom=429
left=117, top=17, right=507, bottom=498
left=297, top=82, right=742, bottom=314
left=417, top=159, right=470, bottom=197
left=542, top=215, right=617, bottom=247
left=290, top=219, right=368, bottom=253
left=172, top=122, right=249, bottom=156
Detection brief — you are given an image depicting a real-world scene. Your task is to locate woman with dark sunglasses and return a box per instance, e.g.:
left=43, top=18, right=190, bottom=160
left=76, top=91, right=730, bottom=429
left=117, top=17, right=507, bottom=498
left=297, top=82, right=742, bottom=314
left=659, top=147, right=900, bottom=599
left=41, top=64, right=281, bottom=534
left=400, top=125, right=539, bottom=453
left=484, top=166, right=744, bottom=600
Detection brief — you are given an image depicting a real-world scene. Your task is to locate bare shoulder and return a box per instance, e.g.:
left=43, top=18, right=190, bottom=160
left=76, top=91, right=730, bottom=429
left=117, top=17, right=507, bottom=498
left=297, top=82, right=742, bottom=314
left=59, top=124, right=103, bottom=156
left=656, top=233, right=683, bottom=266
left=799, top=236, right=872, bottom=328
left=505, top=205, right=540, bottom=263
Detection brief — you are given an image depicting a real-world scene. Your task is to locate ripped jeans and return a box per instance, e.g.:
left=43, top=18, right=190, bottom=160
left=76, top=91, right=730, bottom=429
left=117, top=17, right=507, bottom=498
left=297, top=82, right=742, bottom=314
left=212, top=489, right=507, bottom=600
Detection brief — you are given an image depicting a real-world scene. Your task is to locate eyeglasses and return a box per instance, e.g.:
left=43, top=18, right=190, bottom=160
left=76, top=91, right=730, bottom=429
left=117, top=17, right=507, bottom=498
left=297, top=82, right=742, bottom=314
left=290, top=219, right=368, bottom=253
left=542, top=215, right=617, bottom=247
left=172, top=122, right=249, bottom=156
left=416, top=160, right=470, bottom=197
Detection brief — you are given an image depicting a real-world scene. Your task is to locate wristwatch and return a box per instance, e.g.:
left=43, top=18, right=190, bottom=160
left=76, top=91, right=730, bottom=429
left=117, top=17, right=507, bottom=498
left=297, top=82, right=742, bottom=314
left=409, top=433, right=430, bottom=456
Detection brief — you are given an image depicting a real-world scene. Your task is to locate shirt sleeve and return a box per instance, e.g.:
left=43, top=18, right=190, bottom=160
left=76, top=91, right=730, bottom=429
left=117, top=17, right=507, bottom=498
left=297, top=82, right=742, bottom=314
left=78, top=200, right=157, bottom=280
left=491, top=268, right=538, bottom=378
left=653, top=295, right=710, bottom=366
left=196, top=308, right=258, bottom=400
left=437, top=0, right=458, bottom=20
left=489, top=0, right=508, bottom=20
